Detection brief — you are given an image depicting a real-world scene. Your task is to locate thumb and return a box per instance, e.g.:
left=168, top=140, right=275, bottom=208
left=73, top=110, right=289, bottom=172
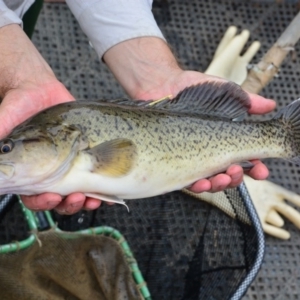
left=0, top=82, right=75, bottom=138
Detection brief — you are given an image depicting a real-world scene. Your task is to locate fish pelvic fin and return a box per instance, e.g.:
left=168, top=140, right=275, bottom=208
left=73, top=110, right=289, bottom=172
left=85, top=193, right=130, bottom=212
left=84, top=138, right=137, bottom=177
left=276, top=99, right=300, bottom=164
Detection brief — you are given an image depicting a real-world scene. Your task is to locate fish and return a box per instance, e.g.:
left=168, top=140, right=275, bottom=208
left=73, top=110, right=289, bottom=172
left=0, top=81, right=299, bottom=208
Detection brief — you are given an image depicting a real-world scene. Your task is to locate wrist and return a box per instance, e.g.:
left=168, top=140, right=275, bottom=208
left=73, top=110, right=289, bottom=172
left=103, top=37, right=183, bottom=100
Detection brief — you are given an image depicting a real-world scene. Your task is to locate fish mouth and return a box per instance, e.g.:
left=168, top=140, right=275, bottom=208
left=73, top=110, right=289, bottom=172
left=0, top=163, right=15, bottom=180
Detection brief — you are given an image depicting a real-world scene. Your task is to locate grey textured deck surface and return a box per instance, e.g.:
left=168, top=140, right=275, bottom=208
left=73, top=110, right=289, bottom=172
left=32, top=1, right=300, bottom=299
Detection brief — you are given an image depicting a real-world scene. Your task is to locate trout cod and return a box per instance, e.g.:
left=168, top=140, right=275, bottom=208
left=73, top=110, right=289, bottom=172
left=0, top=82, right=299, bottom=207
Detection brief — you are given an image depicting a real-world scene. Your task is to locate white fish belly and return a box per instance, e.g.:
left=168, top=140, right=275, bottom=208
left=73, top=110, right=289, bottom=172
left=40, top=154, right=234, bottom=199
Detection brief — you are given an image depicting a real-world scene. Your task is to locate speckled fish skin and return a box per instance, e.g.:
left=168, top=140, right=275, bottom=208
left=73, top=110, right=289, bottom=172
left=0, top=82, right=299, bottom=203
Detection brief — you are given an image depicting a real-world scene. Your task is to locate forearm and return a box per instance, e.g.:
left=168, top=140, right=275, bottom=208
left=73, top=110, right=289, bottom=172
left=65, top=0, right=178, bottom=99
left=103, top=37, right=182, bottom=99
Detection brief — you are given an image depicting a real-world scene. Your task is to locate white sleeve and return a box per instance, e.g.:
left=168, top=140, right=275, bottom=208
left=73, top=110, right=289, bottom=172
left=0, top=0, right=34, bottom=27
left=66, top=0, right=166, bottom=58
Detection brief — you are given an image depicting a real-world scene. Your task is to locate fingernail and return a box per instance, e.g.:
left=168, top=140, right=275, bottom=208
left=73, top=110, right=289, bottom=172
left=47, top=201, right=61, bottom=210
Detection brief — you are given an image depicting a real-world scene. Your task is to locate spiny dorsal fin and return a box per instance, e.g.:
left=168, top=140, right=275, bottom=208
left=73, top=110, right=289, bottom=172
left=105, top=82, right=251, bottom=120
left=148, top=82, right=251, bottom=119
left=84, top=138, right=137, bottom=177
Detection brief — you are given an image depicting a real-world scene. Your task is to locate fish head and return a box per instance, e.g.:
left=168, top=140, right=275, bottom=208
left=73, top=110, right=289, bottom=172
left=0, top=124, right=81, bottom=193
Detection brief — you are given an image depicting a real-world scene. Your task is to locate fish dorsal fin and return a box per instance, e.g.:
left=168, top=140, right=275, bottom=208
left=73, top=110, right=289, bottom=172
left=149, top=82, right=251, bottom=119
left=107, top=82, right=251, bottom=119
left=85, top=138, right=137, bottom=177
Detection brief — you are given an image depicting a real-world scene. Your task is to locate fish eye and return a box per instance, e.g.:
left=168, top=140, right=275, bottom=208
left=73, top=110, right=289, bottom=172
left=0, top=139, right=14, bottom=154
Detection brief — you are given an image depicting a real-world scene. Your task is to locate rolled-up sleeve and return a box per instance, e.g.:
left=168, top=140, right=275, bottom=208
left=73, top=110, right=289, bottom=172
left=66, top=0, right=165, bottom=58
left=0, top=0, right=34, bottom=27
left=0, top=2, right=22, bottom=27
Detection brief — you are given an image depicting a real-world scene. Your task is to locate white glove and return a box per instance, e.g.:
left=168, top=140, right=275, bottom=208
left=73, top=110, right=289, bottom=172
left=184, top=176, right=300, bottom=240
left=243, top=176, right=300, bottom=239
left=205, top=26, right=260, bottom=84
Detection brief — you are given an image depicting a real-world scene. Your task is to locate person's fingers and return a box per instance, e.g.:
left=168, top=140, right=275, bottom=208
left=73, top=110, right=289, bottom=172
left=209, top=173, right=231, bottom=193
left=262, top=223, right=291, bottom=240
left=266, top=210, right=285, bottom=227
left=188, top=178, right=212, bottom=193
left=245, top=160, right=269, bottom=180
left=54, top=193, right=86, bottom=215
left=21, top=193, right=62, bottom=211
left=0, top=81, right=75, bottom=139
left=83, top=198, right=103, bottom=210
left=247, top=93, right=276, bottom=115
left=190, top=159, right=268, bottom=193
left=22, top=193, right=110, bottom=215
left=226, top=165, right=244, bottom=188
left=189, top=165, right=244, bottom=193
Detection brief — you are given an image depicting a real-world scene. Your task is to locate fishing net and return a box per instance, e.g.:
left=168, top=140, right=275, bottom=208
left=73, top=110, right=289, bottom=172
left=0, top=196, right=146, bottom=300
left=0, top=186, right=263, bottom=300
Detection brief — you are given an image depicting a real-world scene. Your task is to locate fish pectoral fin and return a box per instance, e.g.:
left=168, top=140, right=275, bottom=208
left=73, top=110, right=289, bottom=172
left=85, top=192, right=129, bottom=212
left=85, top=138, right=137, bottom=177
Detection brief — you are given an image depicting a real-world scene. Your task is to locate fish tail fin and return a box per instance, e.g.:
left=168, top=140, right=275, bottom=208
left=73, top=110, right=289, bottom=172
left=276, top=99, right=300, bottom=164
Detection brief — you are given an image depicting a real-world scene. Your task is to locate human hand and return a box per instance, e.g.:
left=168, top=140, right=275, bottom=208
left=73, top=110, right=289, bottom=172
left=104, top=37, right=275, bottom=194
left=7, top=84, right=104, bottom=215
left=157, top=70, right=275, bottom=193
left=193, top=27, right=272, bottom=193
left=0, top=24, right=104, bottom=214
